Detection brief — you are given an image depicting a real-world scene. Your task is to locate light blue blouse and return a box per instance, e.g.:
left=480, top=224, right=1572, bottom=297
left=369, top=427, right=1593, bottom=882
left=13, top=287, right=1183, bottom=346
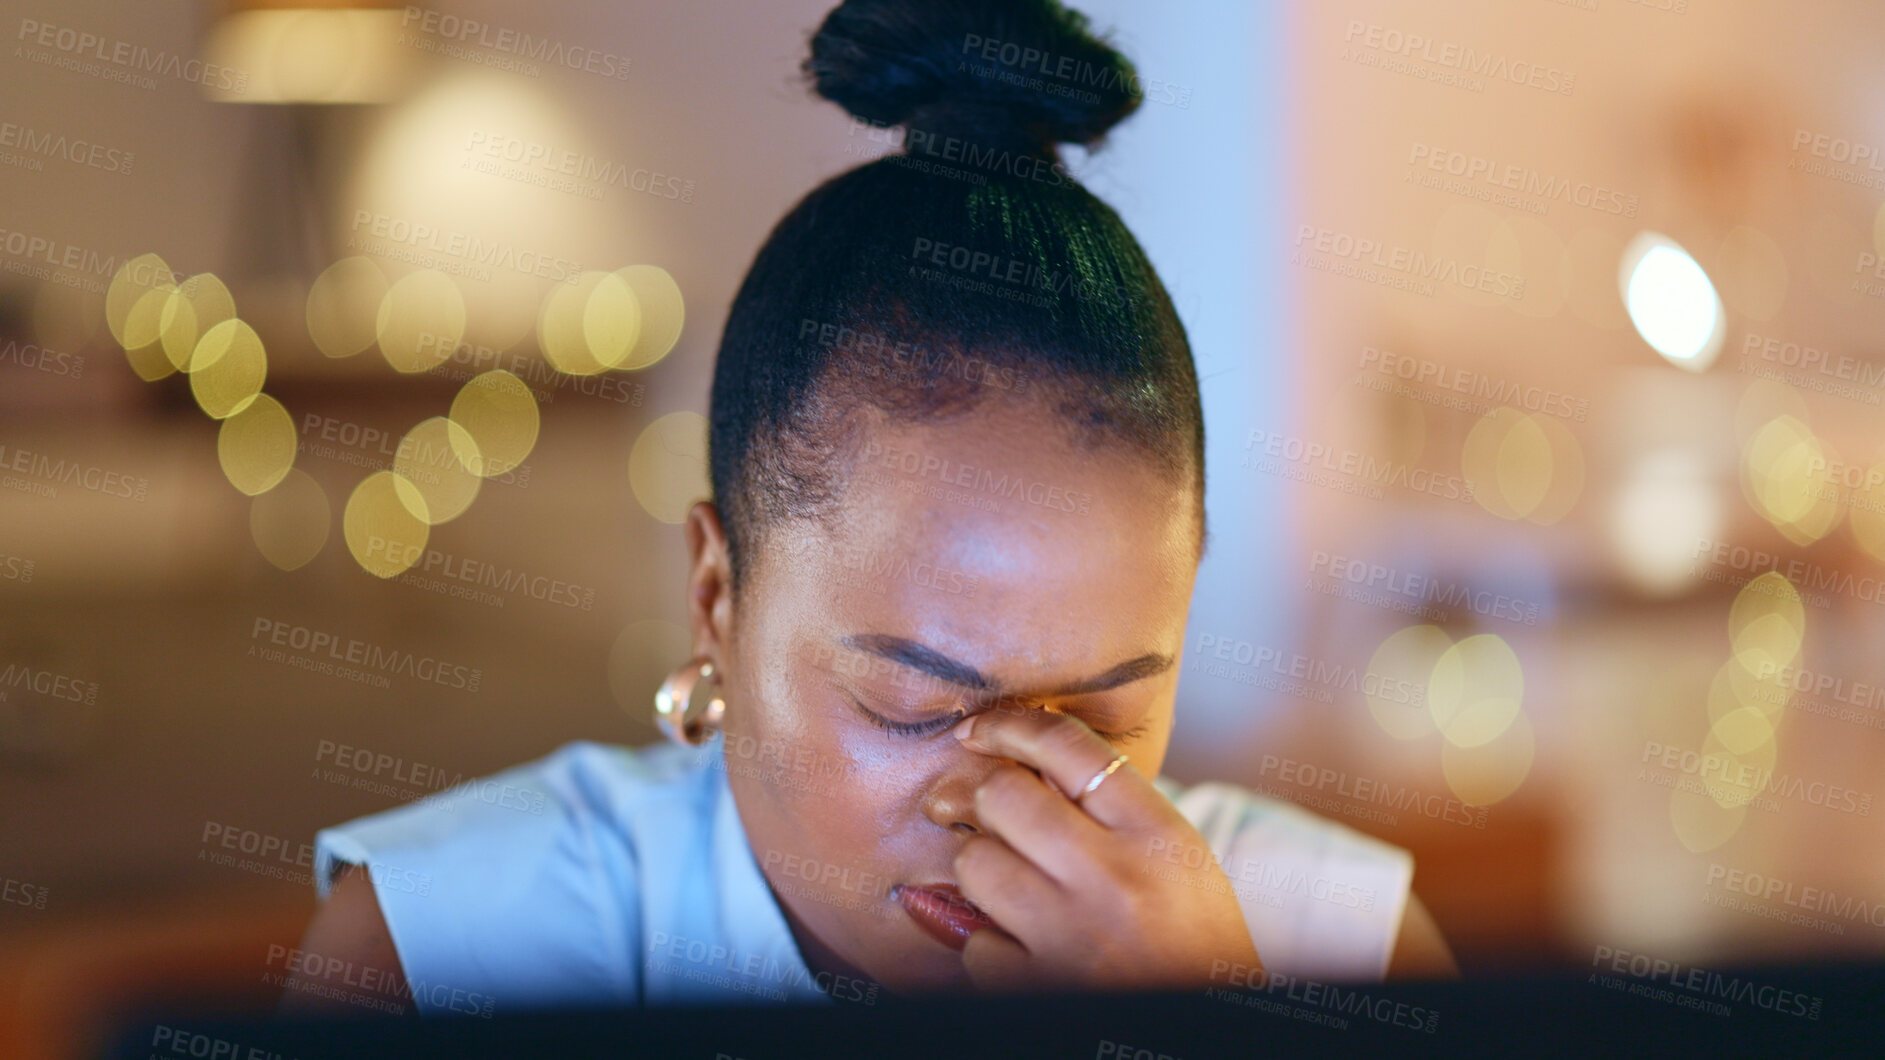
left=314, top=737, right=1414, bottom=1016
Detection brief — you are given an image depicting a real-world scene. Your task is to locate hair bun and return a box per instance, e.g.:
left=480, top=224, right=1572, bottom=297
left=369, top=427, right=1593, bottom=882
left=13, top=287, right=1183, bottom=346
left=806, top=0, right=1142, bottom=157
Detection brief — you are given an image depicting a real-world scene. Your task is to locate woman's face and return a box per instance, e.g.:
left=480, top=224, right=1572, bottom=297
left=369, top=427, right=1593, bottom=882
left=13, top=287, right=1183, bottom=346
left=690, top=396, right=1201, bottom=996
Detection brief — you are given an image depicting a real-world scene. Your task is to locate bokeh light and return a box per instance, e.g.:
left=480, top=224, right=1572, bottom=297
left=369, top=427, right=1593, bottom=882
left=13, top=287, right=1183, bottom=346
left=629, top=411, right=710, bottom=525
left=1741, top=416, right=1841, bottom=545
left=1366, top=624, right=1451, bottom=740
left=188, top=319, right=268, bottom=419
left=1726, top=572, right=1805, bottom=679
left=608, top=265, right=686, bottom=370
left=1427, top=633, right=1524, bottom=748
left=216, top=394, right=297, bottom=496
left=1441, top=710, right=1535, bottom=806
left=307, top=256, right=391, bottom=359
left=250, top=469, right=331, bottom=571
left=160, top=273, right=237, bottom=372
left=448, top=371, right=539, bottom=477
left=540, top=270, right=614, bottom=376
left=394, top=417, right=484, bottom=525
left=376, top=269, right=465, bottom=373
left=343, top=471, right=430, bottom=578
left=1620, top=233, right=1725, bottom=371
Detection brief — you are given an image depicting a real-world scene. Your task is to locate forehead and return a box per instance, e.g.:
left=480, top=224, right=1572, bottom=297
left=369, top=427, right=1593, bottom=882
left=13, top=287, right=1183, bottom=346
left=759, top=398, right=1199, bottom=684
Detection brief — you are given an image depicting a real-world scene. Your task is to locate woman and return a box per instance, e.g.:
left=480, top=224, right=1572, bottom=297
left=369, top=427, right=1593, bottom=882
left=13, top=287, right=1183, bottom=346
left=290, top=0, right=1456, bottom=1016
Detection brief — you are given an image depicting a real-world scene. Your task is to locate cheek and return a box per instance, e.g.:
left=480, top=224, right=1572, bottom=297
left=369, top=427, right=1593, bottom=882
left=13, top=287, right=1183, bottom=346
left=722, top=674, right=922, bottom=838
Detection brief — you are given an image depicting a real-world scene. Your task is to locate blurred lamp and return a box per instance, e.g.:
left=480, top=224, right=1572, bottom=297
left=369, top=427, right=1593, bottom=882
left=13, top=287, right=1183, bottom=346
left=202, top=1, right=409, bottom=103
left=1619, top=231, right=1725, bottom=372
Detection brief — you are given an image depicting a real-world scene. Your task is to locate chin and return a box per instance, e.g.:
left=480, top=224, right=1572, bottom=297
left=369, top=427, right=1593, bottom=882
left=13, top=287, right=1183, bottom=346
left=843, top=913, right=981, bottom=997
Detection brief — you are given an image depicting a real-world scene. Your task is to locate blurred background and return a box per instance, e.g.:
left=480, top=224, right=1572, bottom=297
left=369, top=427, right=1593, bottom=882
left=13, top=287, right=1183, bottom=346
left=2, top=0, right=1883, bottom=1054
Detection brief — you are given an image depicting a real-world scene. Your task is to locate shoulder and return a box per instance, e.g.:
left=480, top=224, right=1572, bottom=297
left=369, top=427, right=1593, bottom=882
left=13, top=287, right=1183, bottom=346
left=1155, top=776, right=1415, bottom=983
left=312, top=740, right=718, bottom=1014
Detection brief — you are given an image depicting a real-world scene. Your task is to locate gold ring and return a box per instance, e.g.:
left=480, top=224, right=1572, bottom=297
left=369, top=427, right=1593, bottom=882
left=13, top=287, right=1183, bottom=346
left=1076, top=754, right=1129, bottom=802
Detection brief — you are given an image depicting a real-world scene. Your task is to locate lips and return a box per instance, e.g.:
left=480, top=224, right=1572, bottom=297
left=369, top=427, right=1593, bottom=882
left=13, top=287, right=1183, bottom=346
left=893, top=883, right=993, bottom=951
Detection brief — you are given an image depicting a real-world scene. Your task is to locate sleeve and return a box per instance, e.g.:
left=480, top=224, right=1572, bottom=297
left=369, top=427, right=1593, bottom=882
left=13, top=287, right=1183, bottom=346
left=1166, top=781, right=1415, bottom=983
left=312, top=741, right=642, bottom=1017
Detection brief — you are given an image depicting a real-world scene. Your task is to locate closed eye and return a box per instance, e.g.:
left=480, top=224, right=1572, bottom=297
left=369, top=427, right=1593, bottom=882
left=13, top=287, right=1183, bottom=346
left=850, top=695, right=965, bottom=738
left=1098, top=723, right=1150, bottom=746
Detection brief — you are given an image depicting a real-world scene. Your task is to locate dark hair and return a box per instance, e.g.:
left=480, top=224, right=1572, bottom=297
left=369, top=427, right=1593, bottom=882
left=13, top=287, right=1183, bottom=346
left=708, top=0, right=1205, bottom=594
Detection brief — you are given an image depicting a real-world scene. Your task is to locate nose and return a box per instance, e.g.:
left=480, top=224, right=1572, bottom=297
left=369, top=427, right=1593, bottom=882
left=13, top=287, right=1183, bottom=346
left=922, top=746, right=1011, bottom=836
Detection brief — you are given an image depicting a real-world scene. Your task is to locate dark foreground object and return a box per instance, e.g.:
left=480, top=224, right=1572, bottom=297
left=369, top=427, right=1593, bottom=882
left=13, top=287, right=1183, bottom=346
left=109, top=961, right=1885, bottom=1060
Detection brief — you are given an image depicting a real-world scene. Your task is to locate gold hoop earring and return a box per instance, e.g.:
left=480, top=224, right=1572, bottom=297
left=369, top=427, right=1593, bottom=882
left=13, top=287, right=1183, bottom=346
left=654, top=656, right=726, bottom=747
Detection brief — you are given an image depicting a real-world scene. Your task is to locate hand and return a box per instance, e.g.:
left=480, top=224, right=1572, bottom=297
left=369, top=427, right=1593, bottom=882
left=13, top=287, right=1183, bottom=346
left=949, top=707, right=1264, bottom=993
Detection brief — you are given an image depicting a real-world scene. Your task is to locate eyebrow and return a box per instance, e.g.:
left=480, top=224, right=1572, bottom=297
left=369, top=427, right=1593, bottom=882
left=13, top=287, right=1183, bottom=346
left=839, top=633, right=1173, bottom=698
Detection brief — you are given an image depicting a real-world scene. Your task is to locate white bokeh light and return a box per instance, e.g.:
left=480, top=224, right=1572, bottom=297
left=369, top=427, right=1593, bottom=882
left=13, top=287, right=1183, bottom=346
left=1620, top=233, right=1725, bottom=371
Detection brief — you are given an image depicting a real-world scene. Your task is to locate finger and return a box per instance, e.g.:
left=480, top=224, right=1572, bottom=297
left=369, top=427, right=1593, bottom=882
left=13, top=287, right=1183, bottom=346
left=954, top=708, right=1170, bottom=831
left=970, top=764, right=1108, bottom=885
left=960, top=920, right=1033, bottom=994
left=954, top=826, right=1067, bottom=941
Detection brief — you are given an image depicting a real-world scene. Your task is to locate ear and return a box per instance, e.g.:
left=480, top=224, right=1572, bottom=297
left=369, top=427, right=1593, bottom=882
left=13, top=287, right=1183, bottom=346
left=682, top=500, right=737, bottom=664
